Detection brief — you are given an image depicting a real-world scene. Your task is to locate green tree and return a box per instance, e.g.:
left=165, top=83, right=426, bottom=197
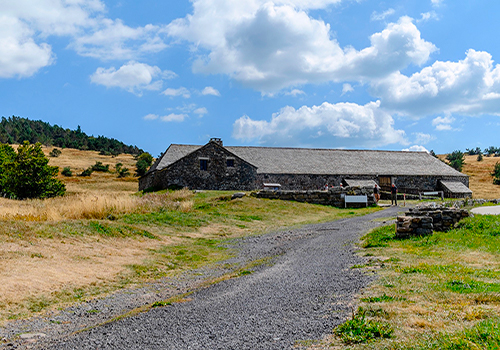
left=0, top=144, right=16, bottom=195
left=446, top=150, right=465, bottom=172
left=492, top=162, right=500, bottom=185
left=135, top=152, right=154, bottom=177
left=3, top=141, right=65, bottom=199
left=477, top=153, right=483, bottom=162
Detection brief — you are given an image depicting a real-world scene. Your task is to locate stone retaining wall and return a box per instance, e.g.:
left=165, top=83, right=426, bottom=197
left=252, top=187, right=376, bottom=207
left=396, top=207, right=470, bottom=238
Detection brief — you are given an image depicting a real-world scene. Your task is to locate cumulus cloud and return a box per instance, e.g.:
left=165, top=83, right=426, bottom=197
left=90, top=61, right=174, bottom=95
left=168, top=1, right=436, bottom=93
left=201, top=86, right=221, bottom=96
left=0, top=0, right=168, bottom=78
left=0, top=16, right=54, bottom=78
left=232, top=100, right=407, bottom=148
left=163, top=87, right=191, bottom=98
left=372, top=49, right=500, bottom=117
left=402, top=145, right=429, bottom=152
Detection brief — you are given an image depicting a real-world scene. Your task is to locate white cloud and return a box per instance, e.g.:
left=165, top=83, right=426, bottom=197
left=70, top=19, right=167, bottom=60
left=0, top=15, right=54, bottom=78
left=168, top=2, right=436, bottom=93
left=431, top=0, right=443, bottom=7
left=341, top=83, right=354, bottom=95
left=163, top=87, right=191, bottom=98
left=402, top=145, right=429, bottom=152
left=413, top=132, right=434, bottom=144
left=143, top=114, right=159, bottom=120
left=418, top=11, right=438, bottom=23
left=232, top=100, right=407, bottom=148
left=0, top=0, right=168, bottom=77
left=285, top=89, right=306, bottom=96
left=194, top=107, right=208, bottom=115
left=432, top=116, right=455, bottom=130
left=90, top=61, right=173, bottom=95
left=373, top=49, right=500, bottom=117
left=201, top=86, right=221, bottom=96
left=160, top=113, right=188, bottom=122
left=371, top=8, right=395, bottom=22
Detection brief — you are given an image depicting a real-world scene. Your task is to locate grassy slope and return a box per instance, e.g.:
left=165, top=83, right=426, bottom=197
left=315, top=217, right=500, bottom=349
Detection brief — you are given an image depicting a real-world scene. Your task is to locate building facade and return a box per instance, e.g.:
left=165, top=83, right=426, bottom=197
left=139, top=138, right=472, bottom=197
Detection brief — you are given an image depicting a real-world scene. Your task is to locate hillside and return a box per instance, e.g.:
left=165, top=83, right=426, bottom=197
left=0, top=116, right=143, bottom=155
left=438, top=154, right=500, bottom=199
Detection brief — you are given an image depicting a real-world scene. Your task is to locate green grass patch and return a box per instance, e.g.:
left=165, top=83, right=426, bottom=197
left=361, top=225, right=396, bottom=248
left=402, top=318, right=500, bottom=349
left=121, top=211, right=206, bottom=228
left=361, top=294, right=406, bottom=303
left=334, top=308, right=394, bottom=344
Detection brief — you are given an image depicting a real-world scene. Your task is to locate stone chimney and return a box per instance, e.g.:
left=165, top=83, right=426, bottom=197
left=210, top=138, right=223, bottom=146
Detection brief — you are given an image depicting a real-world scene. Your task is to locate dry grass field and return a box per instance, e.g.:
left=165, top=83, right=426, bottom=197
left=461, top=155, right=500, bottom=199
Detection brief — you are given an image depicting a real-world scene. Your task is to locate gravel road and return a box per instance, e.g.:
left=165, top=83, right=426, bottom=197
left=2, top=206, right=403, bottom=350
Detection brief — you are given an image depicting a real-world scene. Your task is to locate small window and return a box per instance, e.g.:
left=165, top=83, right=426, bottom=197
left=227, top=159, right=234, bottom=167
left=200, top=159, right=208, bottom=171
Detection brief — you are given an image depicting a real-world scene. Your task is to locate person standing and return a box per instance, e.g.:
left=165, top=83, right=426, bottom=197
left=374, top=184, right=380, bottom=203
left=391, top=183, right=398, bottom=206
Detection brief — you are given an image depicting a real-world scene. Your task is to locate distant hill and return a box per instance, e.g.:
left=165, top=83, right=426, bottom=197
left=0, top=116, right=143, bottom=155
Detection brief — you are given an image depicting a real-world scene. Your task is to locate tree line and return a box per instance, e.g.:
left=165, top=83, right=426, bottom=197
left=0, top=116, right=143, bottom=156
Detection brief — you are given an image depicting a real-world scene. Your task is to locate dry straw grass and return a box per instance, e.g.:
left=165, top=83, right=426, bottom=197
left=0, top=189, right=194, bottom=221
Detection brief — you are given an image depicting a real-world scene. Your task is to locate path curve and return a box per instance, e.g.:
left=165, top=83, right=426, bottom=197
left=17, top=206, right=403, bottom=350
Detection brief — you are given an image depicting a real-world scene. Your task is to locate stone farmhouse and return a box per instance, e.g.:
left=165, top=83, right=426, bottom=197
left=139, top=138, right=472, bottom=198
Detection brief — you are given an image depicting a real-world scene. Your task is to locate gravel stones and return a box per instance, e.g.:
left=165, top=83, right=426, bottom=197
left=2, top=207, right=402, bottom=350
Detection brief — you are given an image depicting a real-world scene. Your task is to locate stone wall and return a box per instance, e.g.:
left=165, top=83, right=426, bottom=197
left=252, top=186, right=376, bottom=207
left=140, top=142, right=258, bottom=191
left=396, top=207, right=470, bottom=238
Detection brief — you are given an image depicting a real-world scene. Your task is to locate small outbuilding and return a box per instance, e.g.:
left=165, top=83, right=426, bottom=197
left=139, top=138, right=471, bottom=198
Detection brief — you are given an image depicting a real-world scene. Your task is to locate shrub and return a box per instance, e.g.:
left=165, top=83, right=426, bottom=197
left=79, top=167, right=93, bottom=177
left=49, top=148, right=62, bottom=157
left=1, top=141, right=65, bottom=199
left=118, top=167, right=130, bottom=178
left=446, top=150, right=465, bottom=172
left=91, top=161, right=109, bottom=172
left=477, top=153, right=483, bottom=161
left=492, top=162, right=500, bottom=185
left=61, top=167, right=72, bottom=177
left=135, top=152, right=153, bottom=177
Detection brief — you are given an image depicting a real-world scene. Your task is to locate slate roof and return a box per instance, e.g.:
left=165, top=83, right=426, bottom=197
left=149, top=144, right=467, bottom=178
left=440, top=181, right=473, bottom=194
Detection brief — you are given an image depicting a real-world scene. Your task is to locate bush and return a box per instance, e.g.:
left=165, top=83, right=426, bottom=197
left=477, top=153, right=483, bottom=161
left=79, top=167, right=93, bottom=177
left=91, top=161, right=109, bottom=172
left=135, top=152, right=154, bottom=177
left=61, top=167, right=72, bottom=177
left=118, top=167, right=130, bottom=178
left=492, top=162, right=500, bottom=185
left=446, top=150, right=465, bottom=172
left=1, top=141, right=65, bottom=199
left=49, top=148, right=62, bottom=157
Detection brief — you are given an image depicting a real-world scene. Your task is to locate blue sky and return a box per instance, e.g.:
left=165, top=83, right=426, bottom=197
left=1, top=0, right=500, bottom=156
